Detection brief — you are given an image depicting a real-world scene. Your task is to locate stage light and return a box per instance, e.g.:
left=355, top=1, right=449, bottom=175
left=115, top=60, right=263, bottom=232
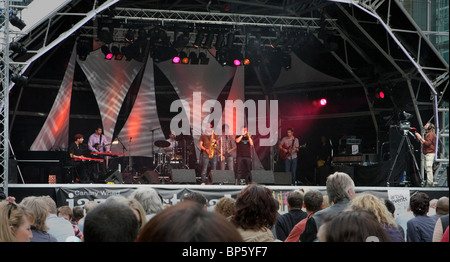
left=319, top=98, right=327, bottom=106
left=172, top=56, right=181, bottom=64
left=243, top=58, right=250, bottom=66
left=125, top=29, right=135, bottom=43
left=377, top=91, right=385, bottom=99
left=10, top=73, right=28, bottom=86
left=233, top=59, right=241, bottom=66
left=9, top=12, right=26, bottom=30
left=98, top=28, right=113, bottom=44
left=203, top=33, right=215, bottom=49
left=111, top=46, right=123, bottom=60
left=189, top=52, right=199, bottom=64
left=199, top=52, right=209, bottom=65
left=193, top=32, right=205, bottom=48
left=215, top=33, right=225, bottom=49
left=76, top=37, right=92, bottom=61
left=9, top=42, right=27, bottom=56
left=101, top=45, right=113, bottom=60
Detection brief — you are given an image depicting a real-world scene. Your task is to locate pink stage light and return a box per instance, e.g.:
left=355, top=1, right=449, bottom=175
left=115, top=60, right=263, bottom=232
left=172, top=56, right=181, bottom=64
left=378, top=91, right=385, bottom=99
left=233, top=59, right=241, bottom=66
left=319, top=98, right=327, bottom=106
left=105, top=52, right=114, bottom=60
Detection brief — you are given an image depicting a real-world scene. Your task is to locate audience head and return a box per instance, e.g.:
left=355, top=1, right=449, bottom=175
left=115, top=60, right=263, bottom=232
left=109, top=197, right=147, bottom=229
left=319, top=206, right=390, bottom=242
left=231, top=183, right=278, bottom=230
left=303, top=190, right=323, bottom=213
left=83, top=199, right=139, bottom=242
left=383, top=199, right=396, bottom=217
left=214, top=197, right=236, bottom=218
left=83, top=200, right=98, bottom=215
left=326, top=172, right=355, bottom=205
left=137, top=200, right=243, bottom=242
left=410, top=192, right=430, bottom=216
left=182, top=192, right=208, bottom=209
left=40, top=195, right=58, bottom=215
left=130, top=187, right=164, bottom=216
left=287, top=190, right=304, bottom=210
left=435, top=197, right=449, bottom=215
left=72, top=206, right=84, bottom=222
left=57, top=206, right=73, bottom=221
left=0, top=201, right=34, bottom=242
left=20, top=196, right=51, bottom=232
left=351, top=194, right=397, bottom=227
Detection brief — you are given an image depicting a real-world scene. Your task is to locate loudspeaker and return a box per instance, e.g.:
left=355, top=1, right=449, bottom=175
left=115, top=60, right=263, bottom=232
left=137, top=170, right=160, bottom=184
left=8, top=159, right=18, bottom=184
left=105, top=170, right=123, bottom=184
left=211, top=170, right=235, bottom=184
left=251, top=170, right=275, bottom=185
left=171, top=169, right=197, bottom=184
left=274, top=172, right=291, bottom=185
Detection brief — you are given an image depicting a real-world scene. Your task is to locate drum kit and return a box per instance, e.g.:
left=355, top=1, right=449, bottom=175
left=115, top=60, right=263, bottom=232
left=153, top=135, right=192, bottom=176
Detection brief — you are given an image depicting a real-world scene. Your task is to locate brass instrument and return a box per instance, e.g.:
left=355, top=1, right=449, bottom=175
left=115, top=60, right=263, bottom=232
left=209, top=132, right=217, bottom=159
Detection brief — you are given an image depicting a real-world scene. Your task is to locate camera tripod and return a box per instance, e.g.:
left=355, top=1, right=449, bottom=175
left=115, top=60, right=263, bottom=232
left=387, top=129, right=422, bottom=187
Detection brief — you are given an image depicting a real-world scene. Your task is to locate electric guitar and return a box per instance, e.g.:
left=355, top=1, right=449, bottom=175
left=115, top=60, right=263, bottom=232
left=92, top=142, right=114, bottom=151
left=280, top=143, right=306, bottom=159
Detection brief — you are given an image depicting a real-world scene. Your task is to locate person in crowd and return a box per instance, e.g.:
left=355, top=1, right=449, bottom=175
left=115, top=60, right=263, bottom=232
left=231, top=183, right=278, bottom=242
left=431, top=197, right=448, bottom=219
left=108, top=196, right=147, bottom=230
left=384, top=198, right=406, bottom=239
left=318, top=206, right=390, bottom=242
left=300, top=172, right=355, bottom=242
left=214, top=197, right=236, bottom=219
left=0, top=200, right=34, bottom=242
left=441, top=226, right=449, bottom=242
left=351, top=194, right=404, bottom=242
left=285, top=190, right=323, bottom=242
left=407, top=192, right=436, bottom=242
left=433, top=214, right=449, bottom=242
left=83, top=199, right=139, bottom=242
left=274, top=190, right=307, bottom=241
left=182, top=191, right=208, bottom=210
left=129, top=187, right=164, bottom=221
left=20, top=196, right=57, bottom=242
left=77, top=200, right=98, bottom=234
left=72, top=206, right=84, bottom=225
left=57, top=205, right=83, bottom=239
left=40, top=195, right=75, bottom=242
left=137, top=200, right=243, bottom=242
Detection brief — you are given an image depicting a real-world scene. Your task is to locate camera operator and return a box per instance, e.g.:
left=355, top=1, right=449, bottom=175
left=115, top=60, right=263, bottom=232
left=415, top=123, right=436, bottom=186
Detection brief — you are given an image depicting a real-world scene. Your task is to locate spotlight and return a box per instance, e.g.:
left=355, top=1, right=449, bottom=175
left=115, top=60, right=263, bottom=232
left=10, top=73, right=28, bottom=86
left=215, top=33, right=225, bottom=49
left=9, top=12, right=26, bottom=30
left=193, top=32, right=205, bottom=48
left=243, top=58, right=250, bottom=66
left=203, top=33, right=215, bottom=49
left=9, top=42, right=27, bottom=56
left=101, top=45, right=113, bottom=60
left=199, top=52, right=209, bottom=65
left=189, top=52, right=199, bottom=64
left=376, top=91, right=385, bottom=99
left=172, top=56, right=181, bottom=64
left=76, top=37, right=92, bottom=61
left=98, top=28, right=113, bottom=44
left=173, top=32, right=190, bottom=49
left=111, top=46, right=123, bottom=60
left=216, top=49, right=228, bottom=66
left=233, top=59, right=241, bottom=66
left=319, top=98, right=327, bottom=106
left=125, top=29, right=135, bottom=43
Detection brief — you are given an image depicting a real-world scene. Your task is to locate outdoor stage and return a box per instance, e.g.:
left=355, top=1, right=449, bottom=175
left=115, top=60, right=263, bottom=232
left=8, top=183, right=449, bottom=215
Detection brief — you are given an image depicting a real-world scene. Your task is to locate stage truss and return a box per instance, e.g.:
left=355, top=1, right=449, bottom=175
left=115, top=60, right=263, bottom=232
left=1, top=0, right=448, bottom=194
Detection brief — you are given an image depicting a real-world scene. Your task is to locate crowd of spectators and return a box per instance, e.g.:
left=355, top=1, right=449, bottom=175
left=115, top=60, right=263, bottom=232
left=0, top=172, right=448, bottom=242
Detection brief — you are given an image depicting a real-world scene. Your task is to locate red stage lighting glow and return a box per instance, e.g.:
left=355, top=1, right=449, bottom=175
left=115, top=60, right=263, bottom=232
left=172, top=56, right=181, bottom=64
left=233, top=59, right=241, bottom=66
left=378, top=91, right=385, bottom=99
left=319, top=98, right=327, bottom=106
left=105, top=52, right=114, bottom=60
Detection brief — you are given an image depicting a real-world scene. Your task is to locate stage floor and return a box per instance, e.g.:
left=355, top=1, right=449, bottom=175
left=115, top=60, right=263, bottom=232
left=8, top=183, right=449, bottom=214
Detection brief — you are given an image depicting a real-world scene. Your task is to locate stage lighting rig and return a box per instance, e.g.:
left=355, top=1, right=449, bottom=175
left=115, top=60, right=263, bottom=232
left=98, top=28, right=113, bottom=44
left=10, top=73, right=28, bottom=86
left=9, top=42, right=27, bottom=56
left=199, top=52, right=209, bottom=65
left=101, top=45, right=113, bottom=60
left=9, top=10, right=26, bottom=30
left=193, top=31, right=205, bottom=48
left=189, top=52, right=199, bottom=64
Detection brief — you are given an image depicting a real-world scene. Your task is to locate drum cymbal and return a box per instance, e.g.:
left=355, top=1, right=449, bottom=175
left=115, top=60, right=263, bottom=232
left=154, top=140, right=171, bottom=148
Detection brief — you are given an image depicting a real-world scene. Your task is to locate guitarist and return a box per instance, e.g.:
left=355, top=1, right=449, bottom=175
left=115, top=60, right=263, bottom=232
left=87, top=127, right=111, bottom=182
left=279, top=127, right=300, bottom=185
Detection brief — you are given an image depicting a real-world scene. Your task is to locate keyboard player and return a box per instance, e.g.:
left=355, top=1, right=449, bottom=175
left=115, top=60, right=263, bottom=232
left=68, top=134, right=89, bottom=183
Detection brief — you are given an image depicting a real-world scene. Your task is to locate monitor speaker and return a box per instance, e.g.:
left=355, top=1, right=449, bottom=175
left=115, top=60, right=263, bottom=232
left=274, top=172, right=291, bottom=185
left=136, top=170, right=160, bottom=184
left=211, top=170, right=235, bottom=184
left=104, top=170, right=123, bottom=184
left=171, top=169, right=197, bottom=184
left=251, top=170, right=275, bottom=185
